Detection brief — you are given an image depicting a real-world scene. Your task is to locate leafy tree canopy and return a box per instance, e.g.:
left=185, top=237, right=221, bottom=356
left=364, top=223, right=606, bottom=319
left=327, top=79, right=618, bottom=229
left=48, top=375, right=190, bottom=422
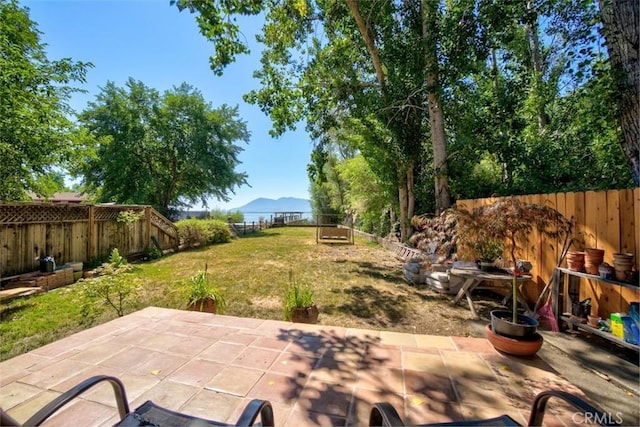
left=0, top=0, right=91, bottom=201
left=75, top=79, right=249, bottom=216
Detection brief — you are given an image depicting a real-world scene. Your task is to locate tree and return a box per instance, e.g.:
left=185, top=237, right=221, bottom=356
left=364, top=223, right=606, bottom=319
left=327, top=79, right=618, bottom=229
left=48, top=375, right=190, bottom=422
left=76, top=79, right=249, bottom=216
left=597, top=0, right=640, bottom=185
left=0, top=0, right=91, bottom=200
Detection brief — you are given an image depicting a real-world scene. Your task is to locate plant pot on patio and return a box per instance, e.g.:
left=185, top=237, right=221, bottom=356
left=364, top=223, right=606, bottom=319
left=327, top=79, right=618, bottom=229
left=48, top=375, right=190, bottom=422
left=187, top=298, right=219, bottom=314
left=291, top=305, right=319, bottom=324
left=490, top=310, right=539, bottom=339
left=485, top=324, right=543, bottom=356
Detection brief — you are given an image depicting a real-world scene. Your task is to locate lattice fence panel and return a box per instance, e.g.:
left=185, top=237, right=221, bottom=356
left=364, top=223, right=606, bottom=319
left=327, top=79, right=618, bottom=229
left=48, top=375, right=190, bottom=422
left=0, top=204, right=90, bottom=224
left=94, top=206, right=145, bottom=222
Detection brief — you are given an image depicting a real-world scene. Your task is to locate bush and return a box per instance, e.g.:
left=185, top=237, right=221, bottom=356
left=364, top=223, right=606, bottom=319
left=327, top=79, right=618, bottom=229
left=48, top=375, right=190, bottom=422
left=175, top=218, right=233, bottom=248
left=210, top=208, right=244, bottom=223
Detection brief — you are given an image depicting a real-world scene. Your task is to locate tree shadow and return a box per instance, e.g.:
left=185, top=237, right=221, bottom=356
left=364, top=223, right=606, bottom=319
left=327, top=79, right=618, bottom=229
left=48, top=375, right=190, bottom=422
left=272, top=327, right=407, bottom=425
left=346, top=261, right=406, bottom=285
left=326, top=285, right=410, bottom=326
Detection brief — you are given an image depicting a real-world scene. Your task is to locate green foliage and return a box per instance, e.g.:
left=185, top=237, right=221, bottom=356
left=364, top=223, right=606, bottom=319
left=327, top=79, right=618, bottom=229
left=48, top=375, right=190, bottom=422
left=76, top=80, right=248, bottom=215
left=81, top=248, right=139, bottom=317
left=116, top=210, right=144, bottom=226
left=144, top=246, right=163, bottom=260
left=186, top=268, right=226, bottom=313
left=473, top=239, right=504, bottom=262
left=175, top=218, right=232, bottom=248
left=0, top=0, right=92, bottom=200
left=210, top=209, right=244, bottom=222
left=283, top=271, right=314, bottom=321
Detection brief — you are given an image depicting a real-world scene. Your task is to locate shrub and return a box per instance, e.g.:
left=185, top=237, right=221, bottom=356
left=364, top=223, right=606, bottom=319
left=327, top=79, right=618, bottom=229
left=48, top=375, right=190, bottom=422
left=210, top=208, right=244, bottom=223
left=175, top=218, right=233, bottom=248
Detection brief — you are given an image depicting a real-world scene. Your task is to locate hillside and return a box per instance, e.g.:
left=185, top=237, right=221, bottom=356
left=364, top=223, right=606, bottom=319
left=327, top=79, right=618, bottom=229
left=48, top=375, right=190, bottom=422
left=233, top=197, right=311, bottom=213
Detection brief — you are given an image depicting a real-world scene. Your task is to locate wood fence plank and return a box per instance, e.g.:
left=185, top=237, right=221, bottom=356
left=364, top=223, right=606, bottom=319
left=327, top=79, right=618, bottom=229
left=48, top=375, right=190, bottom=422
left=604, top=190, right=620, bottom=264
left=635, top=188, right=640, bottom=271
left=619, top=189, right=636, bottom=270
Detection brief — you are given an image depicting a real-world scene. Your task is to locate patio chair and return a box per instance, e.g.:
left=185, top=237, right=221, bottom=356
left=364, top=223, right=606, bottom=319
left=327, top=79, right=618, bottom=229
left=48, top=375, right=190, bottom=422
left=4, top=375, right=274, bottom=426
left=369, top=390, right=617, bottom=426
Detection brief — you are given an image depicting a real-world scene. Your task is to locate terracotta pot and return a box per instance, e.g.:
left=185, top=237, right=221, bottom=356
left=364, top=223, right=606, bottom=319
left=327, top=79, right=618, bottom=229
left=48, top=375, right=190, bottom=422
left=613, top=253, right=635, bottom=281
left=485, top=324, right=543, bottom=357
left=587, top=315, right=601, bottom=328
left=188, top=299, right=217, bottom=314
left=584, top=248, right=604, bottom=275
left=566, top=251, right=585, bottom=271
left=291, top=305, right=319, bottom=324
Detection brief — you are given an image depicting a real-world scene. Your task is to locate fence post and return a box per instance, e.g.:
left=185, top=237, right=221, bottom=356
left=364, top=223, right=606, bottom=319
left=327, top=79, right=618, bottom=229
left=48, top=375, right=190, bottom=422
left=144, top=207, right=151, bottom=247
left=88, top=205, right=95, bottom=261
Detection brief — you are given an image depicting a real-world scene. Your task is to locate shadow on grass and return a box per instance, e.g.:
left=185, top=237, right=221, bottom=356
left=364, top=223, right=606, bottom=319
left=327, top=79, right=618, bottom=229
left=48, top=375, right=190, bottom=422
left=327, top=285, right=410, bottom=326
left=235, top=230, right=281, bottom=239
left=0, top=299, right=34, bottom=321
left=346, top=261, right=405, bottom=285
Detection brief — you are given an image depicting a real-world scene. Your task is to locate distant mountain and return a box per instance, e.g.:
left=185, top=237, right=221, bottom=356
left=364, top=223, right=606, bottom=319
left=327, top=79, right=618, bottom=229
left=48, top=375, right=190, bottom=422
left=233, top=197, right=311, bottom=213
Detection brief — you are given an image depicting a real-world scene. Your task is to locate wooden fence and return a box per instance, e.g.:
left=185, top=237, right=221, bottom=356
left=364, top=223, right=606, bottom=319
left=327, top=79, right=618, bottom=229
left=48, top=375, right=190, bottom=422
left=0, top=204, right=179, bottom=278
left=456, top=188, right=640, bottom=315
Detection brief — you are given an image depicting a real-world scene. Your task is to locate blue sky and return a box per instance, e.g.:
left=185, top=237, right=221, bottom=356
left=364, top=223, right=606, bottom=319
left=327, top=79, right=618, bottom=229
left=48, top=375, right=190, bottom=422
left=23, top=0, right=313, bottom=210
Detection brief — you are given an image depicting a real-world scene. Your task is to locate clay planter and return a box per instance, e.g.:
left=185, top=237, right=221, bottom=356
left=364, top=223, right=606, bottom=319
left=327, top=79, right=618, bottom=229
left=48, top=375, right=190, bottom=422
left=485, top=324, right=543, bottom=357
left=291, top=305, right=319, bottom=324
left=188, top=298, right=218, bottom=314
left=613, top=253, right=634, bottom=281
left=566, top=251, right=585, bottom=272
left=584, top=248, right=604, bottom=275
left=490, top=310, right=539, bottom=340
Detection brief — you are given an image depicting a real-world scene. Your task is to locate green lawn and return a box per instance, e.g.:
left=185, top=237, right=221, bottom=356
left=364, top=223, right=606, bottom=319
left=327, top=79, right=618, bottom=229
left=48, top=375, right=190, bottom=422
left=1, top=227, right=480, bottom=361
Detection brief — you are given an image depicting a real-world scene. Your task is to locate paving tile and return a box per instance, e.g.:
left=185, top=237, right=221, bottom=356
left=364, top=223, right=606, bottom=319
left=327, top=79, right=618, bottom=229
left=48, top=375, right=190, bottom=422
left=129, top=351, right=190, bottom=378
left=285, top=336, right=329, bottom=357
left=70, top=341, right=128, bottom=365
left=39, top=399, right=115, bottom=427
left=30, top=336, right=85, bottom=358
left=269, top=352, right=319, bottom=379
left=192, top=325, right=238, bottom=340
left=402, top=351, right=446, bottom=373
left=205, top=366, right=264, bottom=397
left=4, top=390, right=60, bottom=424
left=451, top=335, right=497, bottom=353
left=297, top=380, right=353, bottom=417
left=309, top=356, right=358, bottom=385
left=380, top=331, right=416, bottom=347
left=220, top=333, right=260, bottom=346
left=18, top=358, right=92, bottom=389
left=0, top=381, right=44, bottom=411
left=443, top=351, right=496, bottom=380
left=404, top=370, right=456, bottom=403
left=285, top=404, right=347, bottom=427
left=414, top=334, right=456, bottom=350
left=231, top=347, right=280, bottom=370
left=166, top=359, right=226, bottom=388
left=345, top=327, right=380, bottom=342
left=251, top=336, right=292, bottom=351
left=198, top=341, right=246, bottom=363
left=178, top=388, right=244, bottom=423
left=460, top=402, right=527, bottom=425
left=50, top=366, right=123, bottom=395
left=0, top=353, right=48, bottom=386
left=128, top=380, right=200, bottom=411
left=361, top=344, right=402, bottom=369
left=247, top=372, right=306, bottom=405
left=405, top=395, right=464, bottom=425
left=348, top=387, right=405, bottom=427
left=98, top=347, right=149, bottom=371
left=355, top=366, right=404, bottom=394
left=453, top=376, right=515, bottom=409
left=226, top=398, right=293, bottom=427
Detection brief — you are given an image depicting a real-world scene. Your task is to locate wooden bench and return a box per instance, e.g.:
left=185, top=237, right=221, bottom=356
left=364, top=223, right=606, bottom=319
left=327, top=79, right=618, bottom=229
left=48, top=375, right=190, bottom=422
left=317, top=226, right=353, bottom=243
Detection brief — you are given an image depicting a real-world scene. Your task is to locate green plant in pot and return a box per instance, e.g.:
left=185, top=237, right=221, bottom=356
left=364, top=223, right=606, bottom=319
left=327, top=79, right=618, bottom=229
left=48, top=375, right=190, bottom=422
left=474, top=239, right=503, bottom=271
left=283, top=271, right=318, bottom=324
left=457, top=198, right=569, bottom=354
left=187, top=264, right=226, bottom=314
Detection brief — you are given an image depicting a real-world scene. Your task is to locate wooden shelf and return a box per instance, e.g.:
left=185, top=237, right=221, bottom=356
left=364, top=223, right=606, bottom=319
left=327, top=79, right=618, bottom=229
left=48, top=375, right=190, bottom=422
left=559, top=315, right=639, bottom=352
left=556, top=267, right=639, bottom=291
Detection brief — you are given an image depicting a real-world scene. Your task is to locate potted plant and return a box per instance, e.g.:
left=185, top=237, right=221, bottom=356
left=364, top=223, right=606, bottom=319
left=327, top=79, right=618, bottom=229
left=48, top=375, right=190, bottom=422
left=474, top=239, right=503, bottom=271
left=283, top=271, right=318, bottom=324
left=457, top=198, right=570, bottom=355
left=39, top=255, right=56, bottom=273
left=187, top=264, right=226, bottom=314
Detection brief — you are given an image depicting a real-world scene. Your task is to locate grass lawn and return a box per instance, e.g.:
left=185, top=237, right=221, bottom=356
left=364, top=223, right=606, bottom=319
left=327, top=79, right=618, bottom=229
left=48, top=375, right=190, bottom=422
left=1, top=227, right=486, bottom=361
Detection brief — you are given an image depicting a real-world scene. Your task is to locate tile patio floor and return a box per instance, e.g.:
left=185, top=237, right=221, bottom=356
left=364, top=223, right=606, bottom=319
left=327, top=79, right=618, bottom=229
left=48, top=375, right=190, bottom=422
left=1, top=307, right=592, bottom=426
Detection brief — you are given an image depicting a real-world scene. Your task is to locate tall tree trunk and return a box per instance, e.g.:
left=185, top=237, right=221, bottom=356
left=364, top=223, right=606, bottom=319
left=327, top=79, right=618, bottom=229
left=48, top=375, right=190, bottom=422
left=422, top=0, right=452, bottom=214
left=525, top=1, right=547, bottom=129
left=398, top=169, right=409, bottom=241
left=598, top=0, right=640, bottom=185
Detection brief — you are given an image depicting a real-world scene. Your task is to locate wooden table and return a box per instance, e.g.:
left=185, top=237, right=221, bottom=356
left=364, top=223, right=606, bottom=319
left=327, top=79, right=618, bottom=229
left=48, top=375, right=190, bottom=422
left=450, top=267, right=532, bottom=317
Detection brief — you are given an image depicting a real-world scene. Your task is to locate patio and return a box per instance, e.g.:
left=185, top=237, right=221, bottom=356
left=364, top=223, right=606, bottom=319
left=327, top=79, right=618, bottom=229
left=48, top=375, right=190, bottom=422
left=1, top=307, right=588, bottom=426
